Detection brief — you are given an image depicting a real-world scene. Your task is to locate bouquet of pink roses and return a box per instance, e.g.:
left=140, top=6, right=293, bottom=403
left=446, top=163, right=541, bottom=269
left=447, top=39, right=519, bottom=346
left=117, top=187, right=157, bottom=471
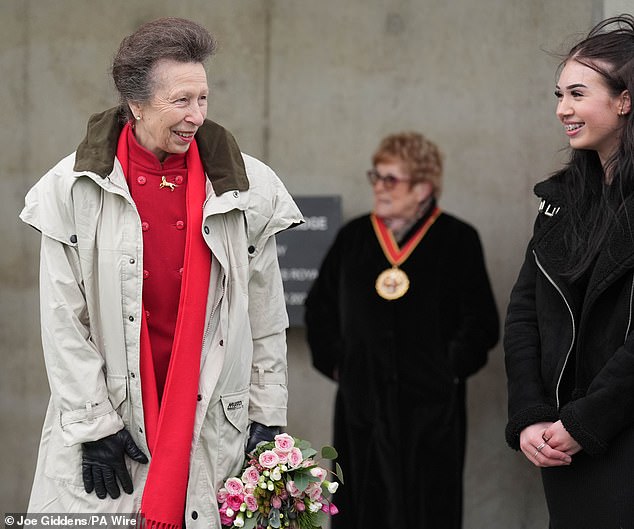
left=217, top=433, right=344, bottom=529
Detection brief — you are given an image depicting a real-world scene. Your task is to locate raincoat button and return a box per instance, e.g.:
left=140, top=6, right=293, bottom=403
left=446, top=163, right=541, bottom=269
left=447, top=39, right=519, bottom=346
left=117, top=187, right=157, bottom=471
left=248, top=245, right=255, bottom=254
left=142, top=222, right=149, bottom=232
left=143, top=270, right=150, bottom=279
left=129, top=258, right=135, bottom=264
left=137, top=176, right=146, bottom=185
left=233, top=191, right=239, bottom=199
left=129, top=315, right=134, bottom=322
left=130, top=372, right=135, bottom=378
left=175, top=175, right=184, bottom=185
left=197, top=394, right=202, bottom=401
left=176, top=220, right=185, bottom=230
left=219, top=340, right=224, bottom=346
left=191, top=512, right=198, bottom=520
left=70, top=234, right=77, bottom=244
left=204, top=226, right=210, bottom=234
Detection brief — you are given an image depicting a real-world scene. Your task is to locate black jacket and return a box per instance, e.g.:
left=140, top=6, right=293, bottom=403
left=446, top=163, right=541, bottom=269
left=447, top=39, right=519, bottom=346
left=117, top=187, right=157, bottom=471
left=505, top=176, right=634, bottom=455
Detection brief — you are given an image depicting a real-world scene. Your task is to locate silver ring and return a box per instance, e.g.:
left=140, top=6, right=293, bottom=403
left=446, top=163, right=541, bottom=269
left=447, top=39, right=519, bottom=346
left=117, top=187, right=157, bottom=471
left=536, top=442, right=546, bottom=453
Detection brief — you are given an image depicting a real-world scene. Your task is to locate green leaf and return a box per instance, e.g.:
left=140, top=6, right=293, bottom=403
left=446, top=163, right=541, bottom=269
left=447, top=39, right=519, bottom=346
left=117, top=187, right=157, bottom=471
left=301, top=447, right=318, bottom=459
left=313, top=510, right=328, bottom=527
left=294, top=468, right=320, bottom=483
left=296, top=439, right=312, bottom=450
left=268, top=508, right=281, bottom=528
left=294, top=471, right=309, bottom=492
left=242, top=516, right=257, bottom=529
left=320, top=445, right=338, bottom=460
left=335, top=462, right=344, bottom=484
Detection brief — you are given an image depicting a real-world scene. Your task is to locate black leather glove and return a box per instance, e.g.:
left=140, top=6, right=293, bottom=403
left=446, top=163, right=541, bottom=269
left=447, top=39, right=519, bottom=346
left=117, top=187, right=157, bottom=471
left=81, top=428, right=148, bottom=499
left=246, top=422, right=281, bottom=454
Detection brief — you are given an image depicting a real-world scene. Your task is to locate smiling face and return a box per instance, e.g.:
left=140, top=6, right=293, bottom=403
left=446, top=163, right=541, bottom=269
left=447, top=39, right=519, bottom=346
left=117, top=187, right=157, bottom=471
left=129, top=59, right=209, bottom=162
left=371, top=161, right=433, bottom=222
left=555, top=60, right=630, bottom=166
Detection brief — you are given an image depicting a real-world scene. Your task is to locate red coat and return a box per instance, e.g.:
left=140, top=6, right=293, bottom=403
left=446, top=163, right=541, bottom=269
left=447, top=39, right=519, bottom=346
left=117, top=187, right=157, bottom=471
left=126, top=133, right=188, bottom=400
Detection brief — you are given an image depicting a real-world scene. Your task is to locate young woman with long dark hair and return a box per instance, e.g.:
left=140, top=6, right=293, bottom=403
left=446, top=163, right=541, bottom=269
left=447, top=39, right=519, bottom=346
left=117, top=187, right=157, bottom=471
left=505, top=14, right=634, bottom=528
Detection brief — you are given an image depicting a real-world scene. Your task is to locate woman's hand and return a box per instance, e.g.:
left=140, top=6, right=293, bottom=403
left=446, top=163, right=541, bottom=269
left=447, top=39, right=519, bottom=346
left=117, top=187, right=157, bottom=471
left=519, top=422, right=572, bottom=467
left=543, top=420, right=582, bottom=457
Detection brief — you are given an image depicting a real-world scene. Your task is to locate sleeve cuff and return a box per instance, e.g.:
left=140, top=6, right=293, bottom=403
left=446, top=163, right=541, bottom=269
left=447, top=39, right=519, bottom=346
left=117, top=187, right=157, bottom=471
left=505, top=404, right=559, bottom=450
left=60, top=401, right=124, bottom=446
left=559, top=405, right=607, bottom=456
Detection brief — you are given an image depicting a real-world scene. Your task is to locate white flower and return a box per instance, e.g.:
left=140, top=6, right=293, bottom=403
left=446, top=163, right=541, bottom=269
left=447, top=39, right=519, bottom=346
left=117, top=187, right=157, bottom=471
left=308, top=501, right=322, bottom=513
left=233, top=513, right=245, bottom=528
left=325, top=480, right=339, bottom=494
left=270, top=467, right=282, bottom=481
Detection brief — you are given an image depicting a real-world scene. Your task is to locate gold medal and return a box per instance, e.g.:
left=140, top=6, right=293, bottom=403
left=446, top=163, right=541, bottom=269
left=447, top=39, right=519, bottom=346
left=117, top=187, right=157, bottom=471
left=371, top=207, right=441, bottom=301
left=375, top=266, right=410, bottom=300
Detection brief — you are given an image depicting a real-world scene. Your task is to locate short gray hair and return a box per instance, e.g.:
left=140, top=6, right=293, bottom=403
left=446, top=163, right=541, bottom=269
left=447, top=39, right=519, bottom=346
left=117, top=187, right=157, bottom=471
left=111, top=17, right=217, bottom=121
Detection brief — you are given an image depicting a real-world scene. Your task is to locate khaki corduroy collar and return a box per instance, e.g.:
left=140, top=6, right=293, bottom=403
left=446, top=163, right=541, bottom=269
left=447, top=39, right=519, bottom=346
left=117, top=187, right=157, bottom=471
left=73, top=106, right=249, bottom=195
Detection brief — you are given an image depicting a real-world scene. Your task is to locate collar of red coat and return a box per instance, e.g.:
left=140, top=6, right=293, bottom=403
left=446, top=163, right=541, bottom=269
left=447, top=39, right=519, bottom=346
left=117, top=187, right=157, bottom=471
left=73, top=106, right=249, bottom=195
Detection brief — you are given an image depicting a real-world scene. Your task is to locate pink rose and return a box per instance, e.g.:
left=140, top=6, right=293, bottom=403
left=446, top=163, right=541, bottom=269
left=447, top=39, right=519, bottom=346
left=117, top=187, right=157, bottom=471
left=274, top=433, right=295, bottom=452
left=271, top=496, right=282, bottom=509
left=219, top=512, right=234, bottom=526
left=273, top=449, right=288, bottom=464
left=309, top=466, right=327, bottom=482
left=244, top=483, right=256, bottom=495
left=286, top=480, right=302, bottom=498
left=329, top=503, right=339, bottom=515
left=244, top=494, right=258, bottom=512
left=217, top=487, right=228, bottom=503
left=227, top=494, right=243, bottom=511
left=241, top=465, right=260, bottom=484
left=259, top=450, right=280, bottom=469
left=219, top=505, right=234, bottom=526
left=294, top=500, right=306, bottom=512
left=287, top=447, right=303, bottom=468
left=225, top=477, right=244, bottom=495
left=305, top=482, right=322, bottom=501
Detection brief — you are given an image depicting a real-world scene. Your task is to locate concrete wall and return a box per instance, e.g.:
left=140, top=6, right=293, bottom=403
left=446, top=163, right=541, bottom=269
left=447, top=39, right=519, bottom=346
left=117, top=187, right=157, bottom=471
left=1, top=1, right=616, bottom=526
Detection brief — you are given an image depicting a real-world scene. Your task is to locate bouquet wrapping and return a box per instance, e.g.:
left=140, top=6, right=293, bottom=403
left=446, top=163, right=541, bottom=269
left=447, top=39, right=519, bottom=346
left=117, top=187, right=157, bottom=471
left=217, top=433, right=344, bottom=529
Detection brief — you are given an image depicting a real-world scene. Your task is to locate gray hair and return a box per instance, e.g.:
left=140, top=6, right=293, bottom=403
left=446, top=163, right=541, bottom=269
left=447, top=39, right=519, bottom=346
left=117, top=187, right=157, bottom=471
left=111, top=17, right=217, bottom=121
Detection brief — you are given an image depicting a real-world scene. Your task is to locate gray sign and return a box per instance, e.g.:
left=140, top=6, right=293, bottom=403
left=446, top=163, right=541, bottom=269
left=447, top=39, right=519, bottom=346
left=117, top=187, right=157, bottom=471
left=277, top=196, right=342, bottom=327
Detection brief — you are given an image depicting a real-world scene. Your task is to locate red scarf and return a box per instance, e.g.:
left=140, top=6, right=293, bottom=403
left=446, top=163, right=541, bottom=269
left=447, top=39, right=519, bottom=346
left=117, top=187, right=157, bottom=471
left=116, top=124, right=210, bottom=529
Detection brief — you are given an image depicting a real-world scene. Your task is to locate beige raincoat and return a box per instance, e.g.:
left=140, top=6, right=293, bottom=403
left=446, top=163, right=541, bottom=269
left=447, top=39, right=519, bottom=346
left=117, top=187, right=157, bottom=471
left=20, top=108, right=302, bottom=528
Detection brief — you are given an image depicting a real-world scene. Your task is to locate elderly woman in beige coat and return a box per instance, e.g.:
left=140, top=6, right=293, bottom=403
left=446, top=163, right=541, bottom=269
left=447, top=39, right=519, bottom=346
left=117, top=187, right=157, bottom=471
left=20, top=18, right=301, bottom=529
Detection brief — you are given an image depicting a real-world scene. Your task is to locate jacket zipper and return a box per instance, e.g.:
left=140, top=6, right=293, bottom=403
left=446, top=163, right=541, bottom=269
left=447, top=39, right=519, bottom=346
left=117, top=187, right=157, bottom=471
left=201, top=273, right=224, bottom=355
left=625, top=274, right=634, bottom=341
left=533, top=251, right=576, bottom=410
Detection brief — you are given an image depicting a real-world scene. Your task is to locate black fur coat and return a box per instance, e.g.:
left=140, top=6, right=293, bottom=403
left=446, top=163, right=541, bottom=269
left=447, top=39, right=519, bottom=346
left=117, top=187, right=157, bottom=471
left=305, top=209, right=499, bottom=529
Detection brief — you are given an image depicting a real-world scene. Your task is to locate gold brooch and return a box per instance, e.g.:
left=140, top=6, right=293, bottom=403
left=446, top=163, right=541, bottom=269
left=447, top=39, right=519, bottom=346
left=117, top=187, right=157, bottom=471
left=159, top=176, right=177, bottom=191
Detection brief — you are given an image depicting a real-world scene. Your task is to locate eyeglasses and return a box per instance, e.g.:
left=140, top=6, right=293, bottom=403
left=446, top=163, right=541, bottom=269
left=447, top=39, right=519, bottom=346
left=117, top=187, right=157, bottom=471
left=366, top=169, right=410, bottom=190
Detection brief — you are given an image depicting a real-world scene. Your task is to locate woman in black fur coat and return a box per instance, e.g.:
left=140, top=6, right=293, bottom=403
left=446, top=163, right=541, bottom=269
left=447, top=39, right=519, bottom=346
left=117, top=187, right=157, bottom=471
left=305, top=132, right=499, bottom=529
left=505, top=15, right=634, bottom=528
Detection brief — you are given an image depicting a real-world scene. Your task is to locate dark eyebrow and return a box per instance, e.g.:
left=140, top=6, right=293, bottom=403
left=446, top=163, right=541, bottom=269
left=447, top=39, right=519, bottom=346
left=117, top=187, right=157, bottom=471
left=555, top=83, right=588, bottom=90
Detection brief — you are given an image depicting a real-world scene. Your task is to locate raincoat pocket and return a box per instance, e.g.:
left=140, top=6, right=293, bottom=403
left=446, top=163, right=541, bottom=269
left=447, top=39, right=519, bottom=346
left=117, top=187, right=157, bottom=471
left=220, top=388, right=249, bottom=433
left=43, top=419, right=83, bottom=486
